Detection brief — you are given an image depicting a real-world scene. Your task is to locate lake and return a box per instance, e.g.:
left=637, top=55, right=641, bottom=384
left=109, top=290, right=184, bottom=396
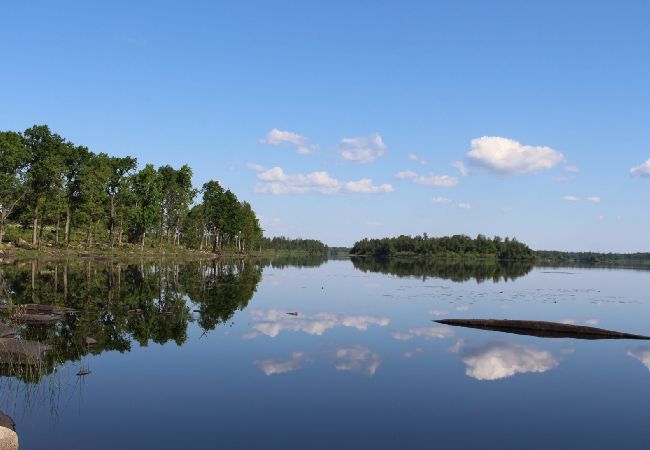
left=1, top=256, right=650, bottom=449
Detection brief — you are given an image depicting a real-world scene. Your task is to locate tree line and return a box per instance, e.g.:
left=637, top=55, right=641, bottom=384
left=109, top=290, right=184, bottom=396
left=0, top=124, right=274, bottom=252
left=535, top=250, right=650, bottom=267
left=350, top=234, right=534, bottom=260
left=259, top=236, right=328, bottom=255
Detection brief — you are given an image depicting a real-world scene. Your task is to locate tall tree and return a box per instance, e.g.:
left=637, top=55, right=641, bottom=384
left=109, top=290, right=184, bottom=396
left=0, top=131, right=30, bottom=244
left=131, top=165, right=162, bottom=250
left=106, top=156, right=137, bottom=246
left=201, top=180, right=226, bottom=252
left=22, top=125, right=66, bottom=246
left=77, top=153, right=111, bottom=248
left=239, top=201, right=262, bottom=252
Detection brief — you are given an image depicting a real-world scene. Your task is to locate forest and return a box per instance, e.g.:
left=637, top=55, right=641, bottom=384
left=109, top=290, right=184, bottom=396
left=350, top=234, right=534, bottom=260
left=0, top=125, right=324, bottom=255
left=535, top=250, right=650, bottom=267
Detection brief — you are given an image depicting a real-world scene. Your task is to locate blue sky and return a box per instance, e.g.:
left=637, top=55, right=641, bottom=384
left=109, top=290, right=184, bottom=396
left=2, top=1, right=649, bottom=250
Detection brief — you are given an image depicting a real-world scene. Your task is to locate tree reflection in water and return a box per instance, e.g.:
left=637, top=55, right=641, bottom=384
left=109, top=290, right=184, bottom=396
left=0, top=257, right=288, bottom=386
left=351, top=256, right=533, bottom=283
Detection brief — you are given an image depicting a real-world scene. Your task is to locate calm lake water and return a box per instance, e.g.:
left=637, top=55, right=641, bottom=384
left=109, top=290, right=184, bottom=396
left=1, top=256, right=650, bottom=449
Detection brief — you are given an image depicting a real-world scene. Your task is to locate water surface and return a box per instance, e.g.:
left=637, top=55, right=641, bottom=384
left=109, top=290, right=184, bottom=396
left=1, top=257, right=650, bottom=449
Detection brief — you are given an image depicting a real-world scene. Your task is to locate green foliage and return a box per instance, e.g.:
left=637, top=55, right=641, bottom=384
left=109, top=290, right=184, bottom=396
left=352, top=257, right=533, bottom=283
left=260, top=237, right=328, bottom=254
left=350, top=234, right=534, bottom=260
left=535, top=250, right=650, bottom=267
left=0, top=124, right=273, bottom=254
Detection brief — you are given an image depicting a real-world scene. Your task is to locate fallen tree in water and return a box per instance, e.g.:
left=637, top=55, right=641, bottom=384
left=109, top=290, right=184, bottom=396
left=435, top=319, right=650, bottom=340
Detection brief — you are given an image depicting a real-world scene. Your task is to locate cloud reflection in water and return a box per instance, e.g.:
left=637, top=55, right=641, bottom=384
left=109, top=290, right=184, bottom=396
left=255, top=352, right=311, bottom=376
left=461, top=341, right=559, bottom=381
left=627, top=346, right=650, bottom=371
left=332, top=346, right=382, bottom=376
left=249, top=309, right=390, bottom=338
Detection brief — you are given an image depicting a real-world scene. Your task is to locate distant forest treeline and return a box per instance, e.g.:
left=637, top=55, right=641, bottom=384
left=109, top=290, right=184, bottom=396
left=350, top=234, right=534, bottom=260
left=0, top=125, right=326, bottom=254
left=260, top=237, right=328, bottom=255
left=535, top=250, right=650, bottom=267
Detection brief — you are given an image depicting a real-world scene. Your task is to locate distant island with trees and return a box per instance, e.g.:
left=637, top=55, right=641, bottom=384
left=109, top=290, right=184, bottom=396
left=351, top=234, right=534, bottom=260
left=349, top=234, right=650, bottom=267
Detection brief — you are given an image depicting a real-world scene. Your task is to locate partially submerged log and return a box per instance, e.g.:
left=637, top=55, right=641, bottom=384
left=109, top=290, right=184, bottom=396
left=0, top=324, right=16, bottom=339
left=11, top=314, right=63, bottom=325
left=0, top=304, right=77, bottom=315
left=435, top=319, right=650, bottom=340
left=0, top=338, right=50, bottom=364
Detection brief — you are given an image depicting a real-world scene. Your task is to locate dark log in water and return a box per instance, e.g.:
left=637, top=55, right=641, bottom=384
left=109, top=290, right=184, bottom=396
left=0, top=304, right=77, bottom=315
left=0, top=324, right=16, bottom=339
left=435, top=319, right=650, bottom=340
left=11, top=314, right=63, bottom=325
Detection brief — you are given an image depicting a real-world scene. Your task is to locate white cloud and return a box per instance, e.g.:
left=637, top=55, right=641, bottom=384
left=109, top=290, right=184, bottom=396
left=413, top=174, right=459, bottom=187
left=451, top=161, right=469, bottom=176
left=585, top=319, right=599, bottom=325
left=429, top=309, right=448, bottom=316
left=432, top=196, right=452, bottom=204
left=553, top=175, right=572, bottom=182
left=561, top=195, right=580, bottom=202
left=260, top=128, right=316, bottom=154
left=252, top=166, right=392, bottom=195
left=630, top=159, right=650, bottom=178
left=467, top=136, right=564, bottom=175
left=254, top=167, right=340, bottom=195
left=250, top=309, right=390, bottom=338
left=461, top=342, right=559, bottom=381
left=246, top=162, right=265, bottom=172
left=332, top=346, right=382, bottom=376
left=564, top=165, right=579, bottom=173
left=408, top=153, right=427, bottom=165
left=339, top=133, right=387, bottom=163
left=586, top=196, right=601, bottom=203
left=345, top=178, right=394, bottom=193
left=628, top=346, right=650, bottom=371
left=396, top=170, right=417, bottom=179
left=391, top=326, right=454, bottom=341
left=254, top=352, right=311, bottom=376
left=458, top=203, right=472, bottom=209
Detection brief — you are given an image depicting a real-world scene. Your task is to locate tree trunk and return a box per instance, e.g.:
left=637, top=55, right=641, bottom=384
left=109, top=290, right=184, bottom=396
left=55, top=213, right=60, bottom=244
left=118, top=216, right=123, bottom=246
left=32, top=203, right=39, bottom=246
left=141, top=230, right=146, bottom=251
left=64, top=206, right=71, bottom=245
left=109, top=196, right=115, bottom=247
left=86, top=224, right=93, bottom=249
left=0, top=219, right=4, bottom=245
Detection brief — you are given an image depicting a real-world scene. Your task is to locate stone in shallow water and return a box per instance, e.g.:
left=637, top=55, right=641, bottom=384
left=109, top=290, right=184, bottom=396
left=0, top=412, right=14, bottom=431
left=0, top=338, right=50, bottom=364
left=0, top=412, right=17, bottom=450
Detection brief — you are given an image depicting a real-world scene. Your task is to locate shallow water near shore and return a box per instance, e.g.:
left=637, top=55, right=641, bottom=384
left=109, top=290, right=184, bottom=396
left=2, top=257, right=650, bottom=449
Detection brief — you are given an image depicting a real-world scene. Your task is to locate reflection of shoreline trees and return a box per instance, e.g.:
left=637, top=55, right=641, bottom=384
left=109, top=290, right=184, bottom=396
left=351, top=257, right=533, bottom=283
left=259, top=253, right=328, bottom=269
left=0, top=258, right=266, bottom=383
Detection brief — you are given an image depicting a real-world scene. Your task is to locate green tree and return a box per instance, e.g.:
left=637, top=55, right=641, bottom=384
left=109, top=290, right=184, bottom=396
left=0, top=131, right=30, bottom=244
left=106, top=156, right=137, bottom=246
left=131, top=164, right=162, bottom=250
left=22, top=125, right=67, bottom=246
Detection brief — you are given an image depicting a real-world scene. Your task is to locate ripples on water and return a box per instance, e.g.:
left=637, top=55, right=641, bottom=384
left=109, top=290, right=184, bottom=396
left=1, top=256, right=649, bottom=449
